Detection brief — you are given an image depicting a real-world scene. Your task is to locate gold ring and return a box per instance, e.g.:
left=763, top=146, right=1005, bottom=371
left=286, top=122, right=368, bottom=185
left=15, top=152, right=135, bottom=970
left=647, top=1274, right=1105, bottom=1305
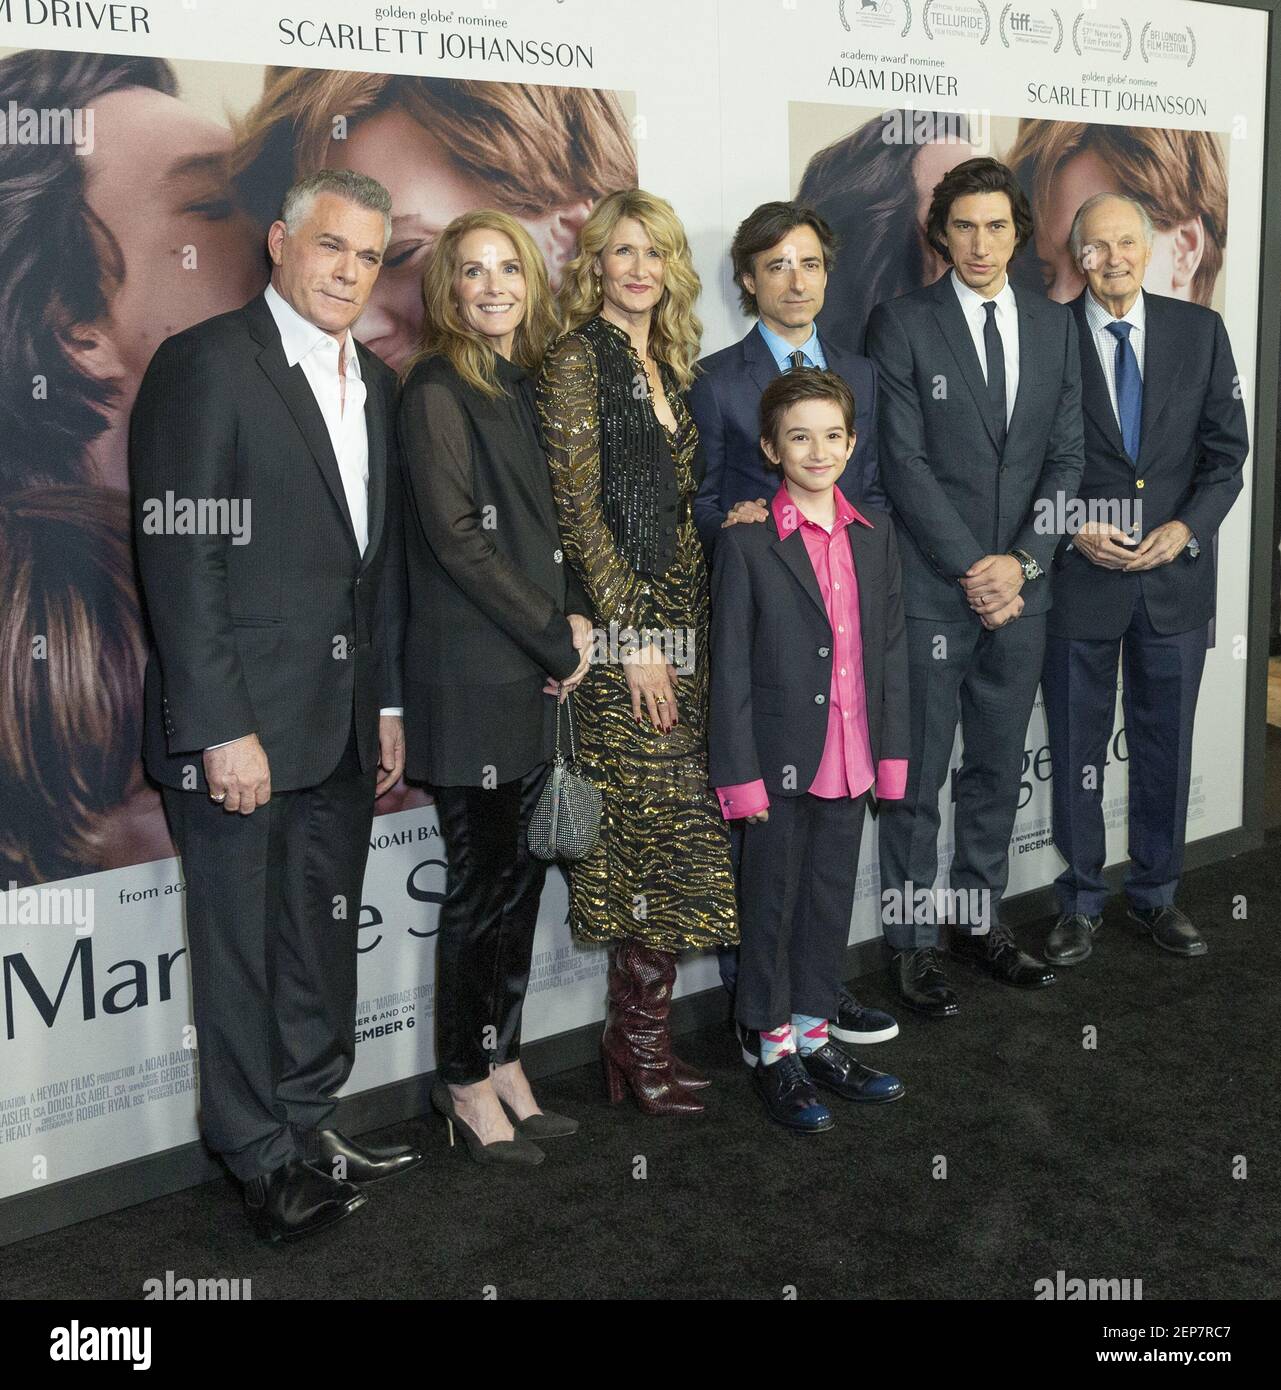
left=655, top=696, right=667, bottom=705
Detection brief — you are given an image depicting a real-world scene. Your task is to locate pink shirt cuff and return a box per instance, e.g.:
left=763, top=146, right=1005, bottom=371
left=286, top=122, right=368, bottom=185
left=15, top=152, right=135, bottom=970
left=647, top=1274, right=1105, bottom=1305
left=876, top=759, right=908, bottom=801
left=716, top=780, right=770, bottom=820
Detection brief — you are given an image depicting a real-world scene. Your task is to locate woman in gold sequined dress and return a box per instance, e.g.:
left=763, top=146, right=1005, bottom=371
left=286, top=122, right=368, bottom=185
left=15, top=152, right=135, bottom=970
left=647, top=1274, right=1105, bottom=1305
left=536, top=189, right=738, bottom=1116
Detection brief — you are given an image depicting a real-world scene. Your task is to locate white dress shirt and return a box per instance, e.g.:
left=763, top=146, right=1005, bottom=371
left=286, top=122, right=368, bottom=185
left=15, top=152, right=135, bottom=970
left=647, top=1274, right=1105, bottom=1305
left=1083, top=286, right=1146, bottom=428
left=265, top=281, right=369, bottom=553
left=950, top=269, right=1019, bottom=427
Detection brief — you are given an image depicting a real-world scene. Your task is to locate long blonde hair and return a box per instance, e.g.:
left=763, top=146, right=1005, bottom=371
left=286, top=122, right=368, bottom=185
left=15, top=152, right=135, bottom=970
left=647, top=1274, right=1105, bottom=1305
left=402, top=210, right=558, bottom=397
left=558, top=189, right=703, bottom=390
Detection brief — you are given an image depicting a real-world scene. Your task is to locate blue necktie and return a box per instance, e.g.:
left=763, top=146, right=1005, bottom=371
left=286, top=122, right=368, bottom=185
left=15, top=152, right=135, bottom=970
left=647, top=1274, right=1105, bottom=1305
left=1105, top=320, right=1142, bottom=462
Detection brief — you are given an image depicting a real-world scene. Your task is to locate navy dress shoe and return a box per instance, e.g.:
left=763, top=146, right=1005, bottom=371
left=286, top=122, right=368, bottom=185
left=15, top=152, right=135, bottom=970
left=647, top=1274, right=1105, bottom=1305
left=753, top=1053, right=834, bottom=1133
left=892, top=947, right=960, bottom=1018
left=312, top=1128, right=425, bottom=1184
left=950, top=923, right=1056, bottom=988
left=1045, top=912, right=1101, bottom=966
left=831, top=985, right=899, bottom=1044
left=801, top=1042, right=904, bottom=1104
left=1128, top=904, right=1207, bottom=957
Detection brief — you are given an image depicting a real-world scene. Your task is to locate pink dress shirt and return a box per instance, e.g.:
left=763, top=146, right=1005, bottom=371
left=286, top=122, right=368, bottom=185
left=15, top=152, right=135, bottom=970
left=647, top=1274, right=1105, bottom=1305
left=715, top=484, right=908, bottom=820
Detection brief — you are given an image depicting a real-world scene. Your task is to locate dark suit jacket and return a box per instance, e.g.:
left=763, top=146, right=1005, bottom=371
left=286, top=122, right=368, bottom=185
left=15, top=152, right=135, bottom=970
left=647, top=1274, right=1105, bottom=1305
left=866, top=273, right=1084, bottom=621
left=690, top=324, right=884, bottom=546
left=708, top=502, right=909, bottom=800
left=397, top=352, right=589, bottom=786
left=131, top=292, right=405, bottom=793
left=1049, top=290, right=1248, bottom=639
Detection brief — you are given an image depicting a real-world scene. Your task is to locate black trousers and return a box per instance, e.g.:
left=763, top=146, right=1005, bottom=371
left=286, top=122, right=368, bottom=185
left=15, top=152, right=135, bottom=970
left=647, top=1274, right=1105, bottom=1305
left=878, top=612, right=1046, bottom=949
left=162, top=720, right=375, bottom=1182
left=735, top=793, right=867, bottom=1032
left=1042, top=594, right=1207, bottom=917
left=431, top=764, right=551, bottom=1085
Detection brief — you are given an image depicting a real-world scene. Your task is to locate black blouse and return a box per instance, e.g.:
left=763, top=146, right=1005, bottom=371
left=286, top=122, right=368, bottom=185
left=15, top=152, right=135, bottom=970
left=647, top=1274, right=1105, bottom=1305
left=397, top=351, right=589, bottom=787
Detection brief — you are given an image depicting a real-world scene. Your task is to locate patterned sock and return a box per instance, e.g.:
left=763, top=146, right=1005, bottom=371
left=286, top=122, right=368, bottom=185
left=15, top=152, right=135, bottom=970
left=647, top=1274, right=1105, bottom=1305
left=793, top=1014, right=829, bottom=1056
left=759, top=1023, right=796, bottom=1066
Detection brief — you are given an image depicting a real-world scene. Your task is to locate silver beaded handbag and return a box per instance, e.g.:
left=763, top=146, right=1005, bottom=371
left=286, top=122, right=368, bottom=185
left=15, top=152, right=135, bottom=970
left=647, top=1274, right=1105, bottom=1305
left=527, top=695, right=602, bottom=862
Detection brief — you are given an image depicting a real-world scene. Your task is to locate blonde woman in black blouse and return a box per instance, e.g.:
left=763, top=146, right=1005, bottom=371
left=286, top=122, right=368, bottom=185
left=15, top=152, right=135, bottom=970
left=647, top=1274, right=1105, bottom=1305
left=537, top=190, right=738, bottom=1116
left=398, top=211, right=593, bottom=1165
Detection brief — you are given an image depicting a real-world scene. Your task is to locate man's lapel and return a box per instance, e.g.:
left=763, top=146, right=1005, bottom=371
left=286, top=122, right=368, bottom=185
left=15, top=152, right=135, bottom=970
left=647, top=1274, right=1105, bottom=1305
left=928, top=274, right=1002, bottom=450
left=243, top=293, right=359, bottom=555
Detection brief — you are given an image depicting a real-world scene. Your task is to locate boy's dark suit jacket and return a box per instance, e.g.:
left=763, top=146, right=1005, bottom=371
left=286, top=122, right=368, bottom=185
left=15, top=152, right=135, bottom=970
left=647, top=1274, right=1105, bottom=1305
left=131, top=292, right=405, bottom=794
left=1050, top=289, right=1248, bottom=639
left=708, top=501, right=909, bottom=799
left=690, top=325, right=884, bottom=547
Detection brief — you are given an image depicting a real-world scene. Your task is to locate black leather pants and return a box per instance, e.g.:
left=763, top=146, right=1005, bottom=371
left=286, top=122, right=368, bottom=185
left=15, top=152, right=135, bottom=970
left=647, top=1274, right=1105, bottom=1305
left=431, top=764, right=551, bottom=1085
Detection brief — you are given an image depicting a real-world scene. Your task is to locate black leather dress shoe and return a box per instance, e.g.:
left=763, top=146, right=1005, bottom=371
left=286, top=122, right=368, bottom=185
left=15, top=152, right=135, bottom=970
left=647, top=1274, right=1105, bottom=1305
left=892, top=947, right=959, bottom=1018
left=1045, top=912, right=1101, bottom=966
left=243, top=1158, right=366, bottom=1243
left=800, top=1042, right=905, bottom=1104
left=311, top=1128, right=424, bottom=1184
left=753, top=1053, right=834, bottom=1133
left=1128, top=904, right=1207, bottom=957
left=950, top=923, right=1057, bottom=988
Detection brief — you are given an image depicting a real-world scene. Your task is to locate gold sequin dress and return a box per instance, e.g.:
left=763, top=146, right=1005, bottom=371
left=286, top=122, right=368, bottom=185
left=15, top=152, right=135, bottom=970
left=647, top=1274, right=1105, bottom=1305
left=536, top=316, right=738, bottom=951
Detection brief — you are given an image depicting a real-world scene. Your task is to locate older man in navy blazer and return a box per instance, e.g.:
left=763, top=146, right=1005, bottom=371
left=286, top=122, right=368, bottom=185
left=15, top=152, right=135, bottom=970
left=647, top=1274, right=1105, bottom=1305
left=1041, top=192, right=1248, bottom=966
left=690, top=200, right=894, bottom=1051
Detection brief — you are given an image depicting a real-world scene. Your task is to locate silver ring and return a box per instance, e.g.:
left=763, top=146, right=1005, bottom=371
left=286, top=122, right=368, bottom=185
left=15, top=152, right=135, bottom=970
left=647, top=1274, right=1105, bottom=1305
left=211, top=792, right=227, bottom=803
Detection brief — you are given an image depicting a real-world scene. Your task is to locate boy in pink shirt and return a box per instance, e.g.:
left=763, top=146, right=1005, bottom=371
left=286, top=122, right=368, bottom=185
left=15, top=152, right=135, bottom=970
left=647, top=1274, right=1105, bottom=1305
left=709, top=370, right=910, bottom=1132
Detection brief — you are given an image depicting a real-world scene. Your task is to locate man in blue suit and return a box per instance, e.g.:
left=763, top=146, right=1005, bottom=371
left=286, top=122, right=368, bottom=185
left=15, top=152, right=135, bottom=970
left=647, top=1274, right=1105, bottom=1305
left=691, top=201, right=885, bottom=547
left=690, top=200, right=895, bottom=1054
left=1041, top=191, right=1248, bottom=965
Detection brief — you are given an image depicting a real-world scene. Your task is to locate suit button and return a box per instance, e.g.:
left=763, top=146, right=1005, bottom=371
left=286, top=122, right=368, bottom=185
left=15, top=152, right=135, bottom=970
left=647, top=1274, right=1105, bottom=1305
left=355, top=576, right=362, bottom=588
left=818, top=646, right=830, bottom=657
left=814, top=694, right=826, bottom=705
left=553, top=548, right=563, bottom=564
left=1136, top=479, right=1145, bottom=489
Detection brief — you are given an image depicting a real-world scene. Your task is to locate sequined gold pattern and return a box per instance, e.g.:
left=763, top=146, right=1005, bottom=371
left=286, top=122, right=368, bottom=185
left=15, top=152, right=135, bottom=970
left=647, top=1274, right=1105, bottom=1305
left=537, top=324, right=739, bottom=951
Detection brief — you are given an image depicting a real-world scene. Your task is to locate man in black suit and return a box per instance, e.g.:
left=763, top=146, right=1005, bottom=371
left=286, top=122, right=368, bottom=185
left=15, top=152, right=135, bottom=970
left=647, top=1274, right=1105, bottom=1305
left=866, top=158, right=1084, bottom=1016
left=690, top=201, right=895, bottom=1050
left=1041, top=192, right=1248, bottom=965
left=132, top=169, right=421, bottom=1242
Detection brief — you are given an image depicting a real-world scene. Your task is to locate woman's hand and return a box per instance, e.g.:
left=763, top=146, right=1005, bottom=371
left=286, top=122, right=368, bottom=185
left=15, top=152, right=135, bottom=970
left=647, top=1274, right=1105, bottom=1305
left=623, top=643, right=679, bottom=733
left=556, top=614, right=595, bottom=698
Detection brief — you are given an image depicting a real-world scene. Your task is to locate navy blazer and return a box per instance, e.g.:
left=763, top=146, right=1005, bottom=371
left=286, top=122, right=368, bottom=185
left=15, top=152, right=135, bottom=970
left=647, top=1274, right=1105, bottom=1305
left=708, top=500, right=909, bottom=802
left=866, top=273, right=1084, bottom=622
left=1049, top=290, right=1249, bottom=640
left=690, top=324, right=883, bottom=547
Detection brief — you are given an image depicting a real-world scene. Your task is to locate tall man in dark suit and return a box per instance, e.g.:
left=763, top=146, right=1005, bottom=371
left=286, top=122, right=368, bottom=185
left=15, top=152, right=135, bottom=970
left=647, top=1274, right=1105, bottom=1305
left=867, top=158, right=1084, bottom=1017
left=1042, top=192, right=1248, bottom=965
left=690, top=200, right=896, bottom=1051
left=132, top=169, right=421, bottom=1243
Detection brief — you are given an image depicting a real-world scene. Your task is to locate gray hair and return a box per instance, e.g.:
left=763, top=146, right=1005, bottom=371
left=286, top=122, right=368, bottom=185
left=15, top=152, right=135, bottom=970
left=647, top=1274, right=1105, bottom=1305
left=280, top=169, right=392, bottom=249
left=1068, top=191, right=1155, bottom=265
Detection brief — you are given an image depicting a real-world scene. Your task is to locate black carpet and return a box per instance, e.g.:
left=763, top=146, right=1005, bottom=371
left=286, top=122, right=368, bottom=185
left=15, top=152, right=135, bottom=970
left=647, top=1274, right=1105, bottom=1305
left=3, top=844, right=1278, bottom=1301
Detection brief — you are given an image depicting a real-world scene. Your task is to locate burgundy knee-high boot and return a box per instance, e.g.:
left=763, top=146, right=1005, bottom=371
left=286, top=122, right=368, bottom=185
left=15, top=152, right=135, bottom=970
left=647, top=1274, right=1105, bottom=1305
left=601, top=941, right=704, bottom=1115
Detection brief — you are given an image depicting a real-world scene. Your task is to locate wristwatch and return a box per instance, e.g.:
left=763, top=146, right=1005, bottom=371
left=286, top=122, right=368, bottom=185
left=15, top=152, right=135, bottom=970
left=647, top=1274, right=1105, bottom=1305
left=1009, top=548, right=1043, bottom=582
